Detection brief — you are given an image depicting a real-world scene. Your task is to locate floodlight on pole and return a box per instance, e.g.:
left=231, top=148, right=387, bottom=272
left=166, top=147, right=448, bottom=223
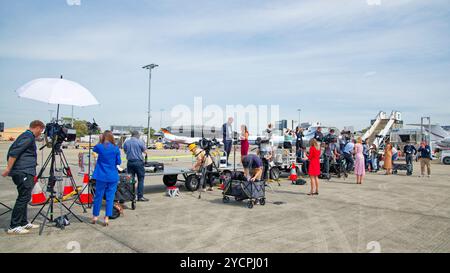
left=142, top=63, right=159, bottom=149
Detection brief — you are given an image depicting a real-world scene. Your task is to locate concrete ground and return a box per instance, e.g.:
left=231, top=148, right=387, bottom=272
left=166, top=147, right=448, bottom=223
left=0, top=141, right=449, bottom=253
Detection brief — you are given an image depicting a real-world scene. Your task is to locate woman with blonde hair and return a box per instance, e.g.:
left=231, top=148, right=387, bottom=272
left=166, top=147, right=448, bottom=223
left=354, top=137, right=366, bottom=184
left=384, top=139, right=393, bottom=175
left=91, top=130, right=121, bottom=226
left=306, top=138, right=321, bottom=195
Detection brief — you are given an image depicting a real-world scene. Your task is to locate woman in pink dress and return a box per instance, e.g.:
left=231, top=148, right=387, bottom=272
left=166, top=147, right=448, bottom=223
left=240, top=125, right=249, bottom=160
left=354, top=137, right=366, bottom=184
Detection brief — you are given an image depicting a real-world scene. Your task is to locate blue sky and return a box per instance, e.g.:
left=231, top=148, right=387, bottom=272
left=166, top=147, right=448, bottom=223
left=1, top=0, right=449, bottom=131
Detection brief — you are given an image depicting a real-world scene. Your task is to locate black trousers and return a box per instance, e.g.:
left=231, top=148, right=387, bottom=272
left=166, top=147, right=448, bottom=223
left=224, top=140, right=233, bottom=161
left=406, top=154, right=414, bottom=174
left=10, top=172, right=34, bottom=229
left=202, top=165, right=213, bottom=188
left=344, top=153, right=354, bottom=172
left=323, top=155, right=331, bottom=175
left=127, top=160, right=146, bottom=199
left=262, top=158, right=269, bottom=181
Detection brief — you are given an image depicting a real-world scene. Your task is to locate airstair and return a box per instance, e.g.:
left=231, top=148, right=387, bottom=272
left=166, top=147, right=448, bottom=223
left=362, top=111, right=402, bottom=148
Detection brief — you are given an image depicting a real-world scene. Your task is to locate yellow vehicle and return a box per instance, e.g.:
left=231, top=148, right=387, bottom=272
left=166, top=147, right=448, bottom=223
left=77, top=142, right=93, bottom=150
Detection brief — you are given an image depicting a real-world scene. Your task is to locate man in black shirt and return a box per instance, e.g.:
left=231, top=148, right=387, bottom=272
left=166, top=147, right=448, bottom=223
left=403, top=143, right=417, bottom=175
left=314, top=127, right=324, bottom=143
left=2, top=120, right=45, bottom=235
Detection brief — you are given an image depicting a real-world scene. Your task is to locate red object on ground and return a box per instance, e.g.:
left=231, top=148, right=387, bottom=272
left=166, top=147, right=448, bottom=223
left=79, top=173, right=92, bottom=204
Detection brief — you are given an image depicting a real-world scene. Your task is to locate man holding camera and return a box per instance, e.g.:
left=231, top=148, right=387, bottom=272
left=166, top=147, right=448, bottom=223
left=189, top=143, right=214, bottom=191
left=2, top=120, right=45, bottom=235
left=343, top=138, right=355, bottom=172
left=123, top=131, right=148, bottom=202
left=403, top=143, right=417, bottom=175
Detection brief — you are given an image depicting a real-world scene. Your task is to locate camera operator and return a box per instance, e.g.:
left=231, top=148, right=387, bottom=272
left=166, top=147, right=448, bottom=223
left=323, top=129, right=338, bottom=178
left=283, top=129, right=294, bottom=152
left=189, top=143, right=214, bottom=191
left=257, top=138, right=273, bottom=181
left=295, top=127, right=304, bottom=156
left=242, top=154, right=263, bottom=182
left=403, top=143, right=417, bottom=175
left=2, top=120, right=45, bottom=235
left=343, top=138, right=355, bottom=172
left=123, top=131, right=148, bottom=202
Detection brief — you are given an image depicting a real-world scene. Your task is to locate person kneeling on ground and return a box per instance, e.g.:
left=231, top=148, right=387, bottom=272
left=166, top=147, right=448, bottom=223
left=189, top=143, right=214, bottom=191
left=242, top=154, right=263, bottom=182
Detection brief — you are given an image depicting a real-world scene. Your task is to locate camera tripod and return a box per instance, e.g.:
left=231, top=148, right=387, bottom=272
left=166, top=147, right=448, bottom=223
left=0, top=202, right=12, bottom=217
left=31, top=138, right=85, bottom=235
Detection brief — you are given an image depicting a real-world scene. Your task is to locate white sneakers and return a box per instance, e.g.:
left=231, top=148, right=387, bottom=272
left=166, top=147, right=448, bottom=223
left=7, top=223, right=39, bottom=235
left=7, top=226, right=29, bottom=235
left=22, top=223, right=39, bottom=230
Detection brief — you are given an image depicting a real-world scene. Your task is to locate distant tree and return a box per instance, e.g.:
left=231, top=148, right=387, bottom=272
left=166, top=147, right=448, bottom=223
left=73, top=120, right=88, bottom=137
left=143, top=128, right=157, bottom=139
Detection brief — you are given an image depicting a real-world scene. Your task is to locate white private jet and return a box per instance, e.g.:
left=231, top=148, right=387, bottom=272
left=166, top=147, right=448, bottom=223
left=408, top=123, right=450, bottom=150
left=160, top=126, right=335, bottom=147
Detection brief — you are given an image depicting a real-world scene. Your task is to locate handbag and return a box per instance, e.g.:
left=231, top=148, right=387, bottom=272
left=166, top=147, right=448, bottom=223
left=110, top=202, right=124, bottom=220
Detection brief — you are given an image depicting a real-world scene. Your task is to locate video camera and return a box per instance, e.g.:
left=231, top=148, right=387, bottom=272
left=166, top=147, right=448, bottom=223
left=199, top=137, right=220, bottom=151
left=255, top=137, right=270, bottom=147
left=45, top=122, right=76, bottom=150
left=86, top=120, right=99, bottom=134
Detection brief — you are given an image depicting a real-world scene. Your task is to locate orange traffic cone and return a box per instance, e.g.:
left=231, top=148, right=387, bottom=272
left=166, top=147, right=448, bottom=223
left=63, top=179, right=75, bottom=196
left=289, top=163, right=298, bottom=183
left=79, top=173, right=93, bottom=204
left=30, top=178, right=47, bottom=206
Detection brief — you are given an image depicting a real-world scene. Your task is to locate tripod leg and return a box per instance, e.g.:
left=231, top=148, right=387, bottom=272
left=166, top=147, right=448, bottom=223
left=39, top=197, right=54, bottom=236
left=56, top=197, right=83, bottom=223
left=31, top=198, right=52, bottom=223
left=60, top=151, right=87, bottom=213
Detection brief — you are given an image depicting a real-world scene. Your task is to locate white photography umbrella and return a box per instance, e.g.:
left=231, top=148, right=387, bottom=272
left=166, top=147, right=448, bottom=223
left=16, top=77, right=99, bottom=107
left=15, top=77, right=99, bottom=120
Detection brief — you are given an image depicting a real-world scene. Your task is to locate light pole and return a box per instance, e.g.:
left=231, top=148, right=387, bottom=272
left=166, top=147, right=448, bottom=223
left=71, top=106, right=74, bottom=127
left=297, top=108, right=301, bottom=127
left=142, top=63, right=159, bottom=149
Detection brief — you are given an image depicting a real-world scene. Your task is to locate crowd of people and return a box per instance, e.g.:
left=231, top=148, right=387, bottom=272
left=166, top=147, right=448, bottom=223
left=1, top=119, right=436, bottom=234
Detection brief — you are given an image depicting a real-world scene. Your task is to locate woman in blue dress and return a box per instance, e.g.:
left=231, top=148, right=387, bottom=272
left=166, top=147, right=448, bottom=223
left=91, top=130, right=121, bottom=226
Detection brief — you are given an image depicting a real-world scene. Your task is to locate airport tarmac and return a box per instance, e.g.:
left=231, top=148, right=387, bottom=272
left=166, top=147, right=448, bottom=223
left=0, top=142, right=449, bottom=253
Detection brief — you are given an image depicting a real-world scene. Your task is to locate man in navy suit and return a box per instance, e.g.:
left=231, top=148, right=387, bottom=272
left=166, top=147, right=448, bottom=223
left=222, top=117, right=234, bottom=165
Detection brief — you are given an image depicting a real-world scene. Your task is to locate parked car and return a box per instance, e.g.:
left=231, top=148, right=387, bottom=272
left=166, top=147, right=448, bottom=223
left=441, top=150, right=450, bottom=165
left=164, top=142, right=180, bottom=150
